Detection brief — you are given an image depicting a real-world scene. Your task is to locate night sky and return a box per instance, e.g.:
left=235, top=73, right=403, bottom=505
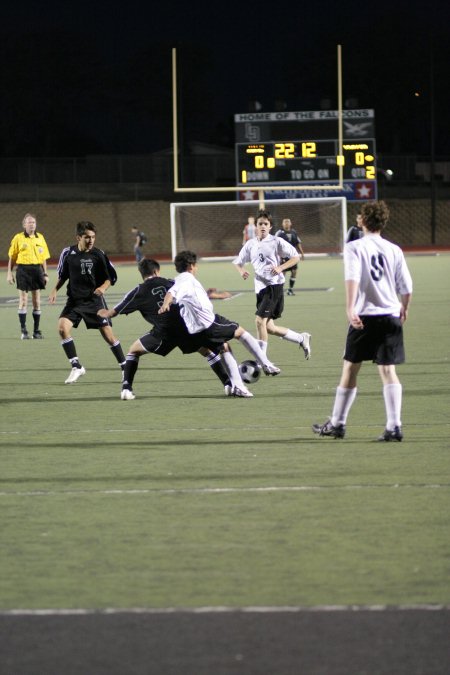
left=1, top=0, right=449, bottom=158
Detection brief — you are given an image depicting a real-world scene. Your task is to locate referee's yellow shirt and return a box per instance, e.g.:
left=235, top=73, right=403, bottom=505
left=8, top=232, right=50, bottom=265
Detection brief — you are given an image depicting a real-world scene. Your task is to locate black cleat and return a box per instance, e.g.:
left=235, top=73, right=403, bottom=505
left=378, top=426, right=403, bottom=442
left=21, top=330, right=30, bottom=340
left=32, top=330, right=43, bottom=339
left=312, top=418, right=346, bottom=439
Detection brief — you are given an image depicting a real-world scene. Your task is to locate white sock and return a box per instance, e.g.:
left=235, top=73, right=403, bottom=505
left=282, top=328, right=303, bottom=344
left=331, top=387, right=357, bottom=426
left=258, top=339, right=268, bottom=354
left=238, top=331, right=272, bottom=366
left=221, top=351, right=245, bottom=388
left=383, top=383, right=402, bottom=429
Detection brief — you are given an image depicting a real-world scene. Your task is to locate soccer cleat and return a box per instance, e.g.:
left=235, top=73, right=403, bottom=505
left=64, top=366, right=86, bottom=384
left=378, top=426, right=403, bottom=442
left=286, top=288, right=295, bottom=296
left=32, top=330, right=43, bottom=339
left=121, top=388, right=136, bottom=400
left=312, top=418, right=346, bottom=439
left=300, top=333, right=311, bottom=360
left=232, top=385, right=254, bottom=398
left=21, top=330, right=30, bottom=340
left=224, top=384, right=233, bottom=396
left=262, top=363, right=281, bottom=376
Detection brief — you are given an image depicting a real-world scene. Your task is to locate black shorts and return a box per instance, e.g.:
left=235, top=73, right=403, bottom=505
left=138, top=329, right=200, bottom=356
left=256, top=284, right=284, bottom=320
left=60, top=296, right=112, bottom=330
left=282, top=258, right=298, bottom=272
left=190, top=314, right=238, bottom=351
left=344, top=315, right=405, bottom=365
left=16, top=264, right=45, bottom=291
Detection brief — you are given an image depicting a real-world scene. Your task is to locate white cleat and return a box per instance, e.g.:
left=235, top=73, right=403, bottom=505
left=224, top=384, right=233, bottom=396
left=300, top=333, right=311, bottom=360
left=64, top=366, right=86, bottom=384
left=262, top=363, right=281, bottom=376
left=232, top=385, right=254, bottom=398
left=121, top=389, right=136, bottom=400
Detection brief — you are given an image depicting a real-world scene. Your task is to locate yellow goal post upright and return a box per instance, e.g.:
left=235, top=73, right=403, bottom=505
left=171, top=45, right=348, bottom=259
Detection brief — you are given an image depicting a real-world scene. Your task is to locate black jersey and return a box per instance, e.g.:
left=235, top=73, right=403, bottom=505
left=275, top=228, right=301, bottom=249
left=113, top=276, right=184, bottom=332
left=346, top=226, right=363, bottom=243
left=57, top=246, right=117, bottom=300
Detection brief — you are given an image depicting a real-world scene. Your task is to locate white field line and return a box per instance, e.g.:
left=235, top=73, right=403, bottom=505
left=1, top=604, right=449, bottom=616
left=0, top=484, right=448, bottom=498
left=3, top=421, right=449, bottom=436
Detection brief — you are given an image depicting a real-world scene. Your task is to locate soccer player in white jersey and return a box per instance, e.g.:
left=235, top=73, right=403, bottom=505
left=233, top=210, right=311, bottom=359
left=158, top=250, right=281, bottom=397
left=313, top=200, right=413, bottom=441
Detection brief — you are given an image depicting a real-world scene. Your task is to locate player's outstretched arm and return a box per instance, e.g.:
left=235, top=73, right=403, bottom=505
left=158, top=291, right=174, bottom=313
left=98, top=308, right=116, bottom=319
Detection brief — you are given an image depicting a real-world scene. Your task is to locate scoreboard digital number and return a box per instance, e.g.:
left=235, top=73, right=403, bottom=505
left=234, top=109, right=377, bottom=199
left=238, top=140, right=376, bottom=184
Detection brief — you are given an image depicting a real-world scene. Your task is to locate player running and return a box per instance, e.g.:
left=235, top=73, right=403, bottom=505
left=233, top=209, right=311, bottom=359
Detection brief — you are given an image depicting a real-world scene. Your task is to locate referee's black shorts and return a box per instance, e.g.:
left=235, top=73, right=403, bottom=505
left=16, top=264, right=46, bottom=291
left=256, top=284, right=284, bottom=320
left=344, top=315, right=405, bottom=365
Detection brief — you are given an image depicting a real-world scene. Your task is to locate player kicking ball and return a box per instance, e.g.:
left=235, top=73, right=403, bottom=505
left=98, top=258, right=241, bottom=399
left=158, top=250, right=281, bottom=396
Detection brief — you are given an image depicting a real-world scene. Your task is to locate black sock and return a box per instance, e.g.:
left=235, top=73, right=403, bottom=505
left=122, top=354, right=139, bottom=389
left=62, top=338, right=80, bottom=366
left=206, top=352, right=231, bottom=386
left=110, top=341, right=126, bottom=367
left=18, top=311, right=27, bottom=330
left=32, top=310, right=41, bottom=331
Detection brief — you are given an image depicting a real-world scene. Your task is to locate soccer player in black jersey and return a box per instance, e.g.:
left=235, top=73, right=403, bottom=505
left=275, top=218, right=305, bottom=296
left=98, top=258, right=233, bottom=400
left=49, top=221, right=126, bottom=384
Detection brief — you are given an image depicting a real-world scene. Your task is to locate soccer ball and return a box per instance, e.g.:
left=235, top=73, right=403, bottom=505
left=239, top=360, right=262, bottom=384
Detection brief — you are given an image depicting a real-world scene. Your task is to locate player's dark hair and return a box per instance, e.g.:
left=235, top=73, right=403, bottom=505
left=174, top=250, right=197, bottom=273
left=256, top=209, right=273, bottom=225
left=138, top=258, right=160, bottom=279
left=76, top=221, right=96, bottom=236
left=361, top=201, right=390, bottom=232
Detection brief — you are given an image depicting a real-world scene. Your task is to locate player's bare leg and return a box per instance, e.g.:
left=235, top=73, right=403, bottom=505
left=266, top=318, right=311, bottom=360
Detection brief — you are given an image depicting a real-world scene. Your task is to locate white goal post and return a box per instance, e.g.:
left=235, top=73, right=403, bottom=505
left=170, top=197, right=348, bottom=260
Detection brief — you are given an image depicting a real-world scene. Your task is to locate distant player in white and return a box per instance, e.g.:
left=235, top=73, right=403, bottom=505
left=158, top=250, right=281, bottom=397
left=313, top=200, right=413, bottom=441
left=233, top=210, right=311, bottom=359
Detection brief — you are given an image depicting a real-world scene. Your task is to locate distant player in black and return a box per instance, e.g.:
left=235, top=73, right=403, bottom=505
left=131, top=226, right=147, bottom=263
left=275, top=218, right=305, bottom=296
left=346, top=212, right=364, bottom=243
left=48, top=221, right=126, bottom=384
left=98, top=258, right=232, bottom=400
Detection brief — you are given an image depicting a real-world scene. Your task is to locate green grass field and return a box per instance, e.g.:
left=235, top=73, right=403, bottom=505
left=1, top=255, right=449, bottom=611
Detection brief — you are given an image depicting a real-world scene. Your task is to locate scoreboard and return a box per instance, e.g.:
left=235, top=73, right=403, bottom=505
left=234, top=109, right=377, bottom=201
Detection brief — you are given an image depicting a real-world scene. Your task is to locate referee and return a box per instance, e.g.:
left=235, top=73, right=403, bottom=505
left=7, top=213, right=50, bottom=339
